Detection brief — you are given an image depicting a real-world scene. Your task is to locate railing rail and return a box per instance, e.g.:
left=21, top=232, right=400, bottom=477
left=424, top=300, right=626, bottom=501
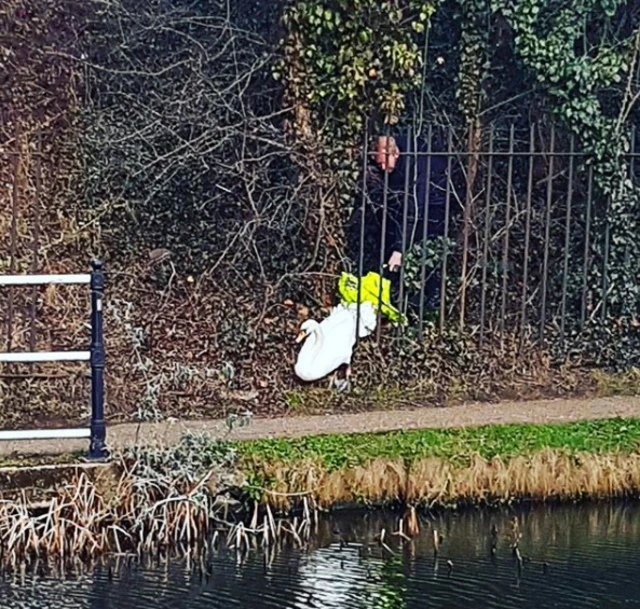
left=0, top=260, right=106, bottom=459
left=0, top=274, right=92, bottom=286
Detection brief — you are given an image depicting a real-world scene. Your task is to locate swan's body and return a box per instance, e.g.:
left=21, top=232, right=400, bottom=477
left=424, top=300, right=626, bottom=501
left=294, top=302, right=377, bottom=384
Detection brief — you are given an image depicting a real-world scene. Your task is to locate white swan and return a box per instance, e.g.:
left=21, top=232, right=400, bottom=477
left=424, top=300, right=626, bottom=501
left=294, top=302, right=377, bottom=389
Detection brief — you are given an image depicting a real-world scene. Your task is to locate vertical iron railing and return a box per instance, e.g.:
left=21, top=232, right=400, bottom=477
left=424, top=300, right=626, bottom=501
left=417, top=124, right=433, bottom=336
left=439, top=128, right=453, bottom=333
left=459, top=123, right=474, bottom=331
left=355, top=119, right=369, bottom=347
left=356, top=121, right=639, bottom=348
left=499, top=124, right=515, bottom=348
left=519, top=124, right=534, bottom=347
left=559, top=135, right=575, bottom=347
left=376, top=127, right=391, bottom=343
left=539, top=125, right=555, bottom=343
left=89, top=260, right=107, bottom=458
left=398, top=125, right=412, bottom=318
left=580, top=164, right=594, bottom=328
left=479, top=125, right=494, bottom=347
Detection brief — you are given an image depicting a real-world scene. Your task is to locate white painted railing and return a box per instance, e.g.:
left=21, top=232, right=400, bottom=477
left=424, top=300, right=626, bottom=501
left=0, top=351, right=91, bottom=363
left=0, top=274, right=91, bottom=286
left=0, top=261, right=106, bottom=457
left=0, top=429, right=91, bottom=441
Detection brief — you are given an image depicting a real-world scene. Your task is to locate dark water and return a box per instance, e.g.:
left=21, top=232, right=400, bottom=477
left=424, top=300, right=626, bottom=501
left=3, top=502, right=640, bottom=609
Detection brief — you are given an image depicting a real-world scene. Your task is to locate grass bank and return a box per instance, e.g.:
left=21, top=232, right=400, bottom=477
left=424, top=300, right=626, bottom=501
left=238, top=417, right=640, bottom=508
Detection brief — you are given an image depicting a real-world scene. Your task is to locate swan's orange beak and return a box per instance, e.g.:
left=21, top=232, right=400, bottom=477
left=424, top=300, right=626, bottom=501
left=295, top=330, right=308, bottom=343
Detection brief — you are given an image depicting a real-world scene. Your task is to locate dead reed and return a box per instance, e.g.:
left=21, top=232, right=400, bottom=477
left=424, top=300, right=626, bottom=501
left=248, top=449, right=640, bottom=510
left=0, top=433, right=318, bottom=570
left=4, top=433, right=640, bottom=571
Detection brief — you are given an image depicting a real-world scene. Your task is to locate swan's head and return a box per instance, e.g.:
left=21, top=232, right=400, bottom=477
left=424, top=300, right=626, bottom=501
left=295, top=319, right=319, bottom=343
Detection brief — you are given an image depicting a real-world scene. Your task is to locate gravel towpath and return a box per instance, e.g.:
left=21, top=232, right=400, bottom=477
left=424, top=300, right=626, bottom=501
left=1, top=395, right=640, bottom=458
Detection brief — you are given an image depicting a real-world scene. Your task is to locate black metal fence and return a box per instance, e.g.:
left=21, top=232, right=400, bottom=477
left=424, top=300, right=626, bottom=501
left=353, top=122, right=639, bottom=347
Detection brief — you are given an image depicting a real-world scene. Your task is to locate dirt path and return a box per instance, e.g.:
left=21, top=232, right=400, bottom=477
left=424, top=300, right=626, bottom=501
left=2, top=395, right=640, bottom=459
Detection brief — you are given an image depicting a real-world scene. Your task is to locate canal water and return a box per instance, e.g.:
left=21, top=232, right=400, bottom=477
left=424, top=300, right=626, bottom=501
left=2, top=502, right=640, bottom=608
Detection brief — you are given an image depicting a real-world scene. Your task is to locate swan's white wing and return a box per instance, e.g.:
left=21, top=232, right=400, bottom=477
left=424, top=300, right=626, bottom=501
left=355, top=301, right=377, bottom=338
left=295, top=306, right=357, bottom=381
left=320, top=304, right=351, bottom=330
left=329, top=302, right=377, bottom=338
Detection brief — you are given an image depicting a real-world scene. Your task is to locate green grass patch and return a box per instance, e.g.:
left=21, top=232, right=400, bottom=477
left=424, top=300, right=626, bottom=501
left=237, top=417, right=640, bottom=471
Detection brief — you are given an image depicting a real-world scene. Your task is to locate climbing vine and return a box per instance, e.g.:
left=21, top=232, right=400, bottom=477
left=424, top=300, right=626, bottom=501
left=275, top=0, right=440, bottom=268
left=277, top=0, right=640, bottom=329
left=456, top=0, right=490, bottom=122
left=501, top=0, right=640, bottom=315
left=276, top=0, right=438, bottom=144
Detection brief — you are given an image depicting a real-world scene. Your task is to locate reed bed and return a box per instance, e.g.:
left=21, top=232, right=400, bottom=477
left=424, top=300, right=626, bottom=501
left=249, top=450, right=640, bottom=511
left=0, top=433, right=318, bottom=570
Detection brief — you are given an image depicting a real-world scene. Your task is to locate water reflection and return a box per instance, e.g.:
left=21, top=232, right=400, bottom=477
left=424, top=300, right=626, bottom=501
left=3, top=502, right=640, bottom=608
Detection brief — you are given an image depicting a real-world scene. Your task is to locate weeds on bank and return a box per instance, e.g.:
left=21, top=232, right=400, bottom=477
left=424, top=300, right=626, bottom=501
left=238, top=418, right=640, bottom=471
left=248, top=450, right=640, bottom=511
left=592, top=368, right=640, bottom=397
left=3, top=418, right=640, bottom=569
left=238, top=418, right=640, bottom=509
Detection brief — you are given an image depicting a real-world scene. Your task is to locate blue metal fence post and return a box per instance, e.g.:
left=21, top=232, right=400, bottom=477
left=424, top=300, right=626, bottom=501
left=89, top=259, right=107, bottom=459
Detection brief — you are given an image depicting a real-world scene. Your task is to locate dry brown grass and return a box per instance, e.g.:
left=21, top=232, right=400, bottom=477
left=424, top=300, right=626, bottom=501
left=0, top=454, right=317, bottom=568
left=253, top=450, right=640, bottom=510
left=592, top=368, right=640, bottom=396
left=3, top=446, right=640, bottom=568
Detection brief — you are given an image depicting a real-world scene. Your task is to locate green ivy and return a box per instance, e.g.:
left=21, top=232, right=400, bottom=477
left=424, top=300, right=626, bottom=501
left=501, top=0, right=640, bottom=315
left=277, top=0, right=639, bottom=329
left=456, top=0, right=490, bottom=121
left=276, top=0, right=438, bottom=142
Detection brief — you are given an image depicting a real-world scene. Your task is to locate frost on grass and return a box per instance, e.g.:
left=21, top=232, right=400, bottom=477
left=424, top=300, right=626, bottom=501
left=121, top=431, right=246, bottom=503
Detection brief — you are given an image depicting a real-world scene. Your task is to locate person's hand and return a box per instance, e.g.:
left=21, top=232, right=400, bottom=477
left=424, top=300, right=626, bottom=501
left=388, top=251, right=402, bottom=272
